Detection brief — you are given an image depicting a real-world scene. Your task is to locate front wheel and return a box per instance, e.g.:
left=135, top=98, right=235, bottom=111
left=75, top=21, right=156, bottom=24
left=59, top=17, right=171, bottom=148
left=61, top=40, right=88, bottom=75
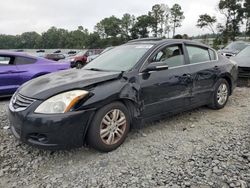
left=87, top=102, right=130, bottom=152
left=209, top=78, right=230, bottom=109
left=76, top=61, right=83, bottom=69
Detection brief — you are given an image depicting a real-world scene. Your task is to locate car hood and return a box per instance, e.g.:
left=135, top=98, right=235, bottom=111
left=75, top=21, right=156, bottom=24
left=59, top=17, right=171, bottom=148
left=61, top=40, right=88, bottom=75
left=230, top=56, right=250, bottom=67
left=219, top=49, right=238, bottom=54
left=19, top=69, right=121, bottom=100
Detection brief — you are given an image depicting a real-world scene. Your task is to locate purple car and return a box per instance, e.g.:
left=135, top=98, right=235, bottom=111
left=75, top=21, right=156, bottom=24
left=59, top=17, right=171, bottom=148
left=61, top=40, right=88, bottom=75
left=0, top=51, right=70, bottom=97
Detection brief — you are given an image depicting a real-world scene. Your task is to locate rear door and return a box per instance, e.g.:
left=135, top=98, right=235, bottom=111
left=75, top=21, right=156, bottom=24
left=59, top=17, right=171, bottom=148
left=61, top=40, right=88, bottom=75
left=184, top=44, right=219, bottom=105
left=0, top=56, right=20, bottom=95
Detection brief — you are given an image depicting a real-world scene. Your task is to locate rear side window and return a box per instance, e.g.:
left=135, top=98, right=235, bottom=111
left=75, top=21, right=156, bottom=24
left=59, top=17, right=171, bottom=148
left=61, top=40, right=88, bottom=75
left=186, top=46, right=210, bottom=64
left=0, top=56, right=12, bottom=66
left=14, top=56, right=37, bottom=65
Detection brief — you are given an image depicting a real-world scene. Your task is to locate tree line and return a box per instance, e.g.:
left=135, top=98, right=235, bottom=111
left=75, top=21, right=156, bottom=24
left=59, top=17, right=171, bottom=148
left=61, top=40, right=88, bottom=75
left=0, top=3, right=185, bottom=49
left=0, top=0, right=250, bottom=49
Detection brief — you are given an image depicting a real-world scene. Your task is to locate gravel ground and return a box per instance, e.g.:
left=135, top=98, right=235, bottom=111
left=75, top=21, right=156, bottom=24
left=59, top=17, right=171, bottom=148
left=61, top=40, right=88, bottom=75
left=0, top=87, right=249, bottom=188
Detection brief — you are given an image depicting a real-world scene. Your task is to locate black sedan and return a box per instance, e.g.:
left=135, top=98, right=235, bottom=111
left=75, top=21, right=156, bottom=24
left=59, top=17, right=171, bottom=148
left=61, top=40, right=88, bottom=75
left=230, top=46, right=250, bottom=78
left=8, top=38, right=238, bottom=152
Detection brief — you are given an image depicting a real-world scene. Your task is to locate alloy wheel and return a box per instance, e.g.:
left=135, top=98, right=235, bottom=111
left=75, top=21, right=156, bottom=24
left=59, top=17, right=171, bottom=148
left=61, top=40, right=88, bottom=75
left=217, top=83, right=228, bottom=106
left=100, top=109, right=127, bottom=145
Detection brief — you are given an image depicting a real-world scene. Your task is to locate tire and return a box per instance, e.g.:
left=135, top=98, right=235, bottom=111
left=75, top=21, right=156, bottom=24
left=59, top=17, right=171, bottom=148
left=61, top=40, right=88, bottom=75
left=76, top=61, right=83, bottom=69
left=209, top=78, right=230, bottom=109
left=87, top=102, right=130, bottom=152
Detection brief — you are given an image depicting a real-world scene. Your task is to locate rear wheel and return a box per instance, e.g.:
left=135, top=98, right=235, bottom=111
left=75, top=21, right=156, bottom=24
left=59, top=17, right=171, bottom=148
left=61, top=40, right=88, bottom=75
left=209, top=78, right=229, bottom=109
left=87, top=102, right=130, bottom=152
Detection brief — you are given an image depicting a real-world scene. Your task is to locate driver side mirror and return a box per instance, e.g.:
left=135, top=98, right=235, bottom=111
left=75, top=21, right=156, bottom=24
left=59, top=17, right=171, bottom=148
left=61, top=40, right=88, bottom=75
left=143, top=62, right=169, bottom=73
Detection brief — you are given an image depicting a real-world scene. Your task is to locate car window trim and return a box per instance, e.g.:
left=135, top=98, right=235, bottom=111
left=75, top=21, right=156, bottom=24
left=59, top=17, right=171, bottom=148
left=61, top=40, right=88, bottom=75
left=139, top=42, right=186, bottom=73
left=0, top=55, right=15, bottom=66
left=13, top=56, right=37, bottom=65
left=138, top=58, right=219, bottom=75
left=184, top=43, right=219, bottom=64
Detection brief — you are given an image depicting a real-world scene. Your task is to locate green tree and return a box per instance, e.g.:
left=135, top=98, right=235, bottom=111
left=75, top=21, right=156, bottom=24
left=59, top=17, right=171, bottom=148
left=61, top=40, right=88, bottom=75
left=40, top=27, right=69, bottom=48
left=197, top=14, right=217, bottom=34
left=130, top=15, right=155, bottom=39
left=17, top=32, right=41, bottom=49
left=95, top=16, right=122, bottom=38
left=243, top=0, right=250, bottom=36
left=149, top=4, right=170, bottom=37
left=85, top=32, right=102, bottom=48
left=121, top=13, right=134, bottom=39
left=170, top=4, right=185, bottom=38
left=67, top=28, right=88, bottom=49
left=218, top=0, right=244, bottom=42
left=149, top=4, right=163, bottom=37
left=0, top=35, right=18, bottom=49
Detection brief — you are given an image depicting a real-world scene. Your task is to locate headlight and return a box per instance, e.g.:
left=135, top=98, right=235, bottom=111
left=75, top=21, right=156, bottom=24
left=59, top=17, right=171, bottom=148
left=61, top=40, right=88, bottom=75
left=35, top=90, right=89, bottom=114
left=70, top=58, right=75, bottom=62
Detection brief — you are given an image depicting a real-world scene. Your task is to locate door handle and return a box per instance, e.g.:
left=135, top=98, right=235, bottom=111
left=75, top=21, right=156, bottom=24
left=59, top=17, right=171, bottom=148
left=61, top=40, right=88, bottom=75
left=214, top=66, right=219, bottom=70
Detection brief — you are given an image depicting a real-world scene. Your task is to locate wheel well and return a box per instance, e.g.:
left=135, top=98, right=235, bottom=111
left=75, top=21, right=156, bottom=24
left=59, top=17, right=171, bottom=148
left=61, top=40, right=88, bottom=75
left=117, top=99, right=142, bottom=128
left=83, top=99, right=140, bottom=143
left=119, top=99, right=138, bottom=119
left=221, top=76, right=232, bottom=95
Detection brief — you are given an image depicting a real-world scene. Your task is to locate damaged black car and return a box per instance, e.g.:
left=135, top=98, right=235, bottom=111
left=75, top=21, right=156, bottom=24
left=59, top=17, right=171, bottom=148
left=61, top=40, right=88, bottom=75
left=8, top=38, right=238, bottom=152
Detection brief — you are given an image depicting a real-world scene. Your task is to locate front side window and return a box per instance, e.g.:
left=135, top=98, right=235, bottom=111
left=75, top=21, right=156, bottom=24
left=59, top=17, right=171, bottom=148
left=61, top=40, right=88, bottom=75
left=150, top=44, right=185, bottom=68
left=0, top=56, right=12, bottom=66
left=186, top=46, right=210, bottom=64
left=84, top=44, right=153, bottom=72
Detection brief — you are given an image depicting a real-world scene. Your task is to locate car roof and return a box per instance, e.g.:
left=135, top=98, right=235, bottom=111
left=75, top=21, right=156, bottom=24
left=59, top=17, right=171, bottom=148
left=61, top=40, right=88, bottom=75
left=0, top=50, right=37, bottom=59
left=127, top=38, right=210, bottom=48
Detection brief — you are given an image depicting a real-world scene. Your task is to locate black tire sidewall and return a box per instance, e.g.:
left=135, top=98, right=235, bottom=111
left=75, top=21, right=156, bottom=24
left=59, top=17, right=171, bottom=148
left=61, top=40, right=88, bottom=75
left=76, top=62, right=83, bottom=69
left=87, top=102, right=130, bottom=152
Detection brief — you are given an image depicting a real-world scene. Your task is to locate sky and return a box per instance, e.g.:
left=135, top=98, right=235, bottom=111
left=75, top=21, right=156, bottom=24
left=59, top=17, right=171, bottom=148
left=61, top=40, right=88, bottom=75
left=0, top=0, right=222, bottom=36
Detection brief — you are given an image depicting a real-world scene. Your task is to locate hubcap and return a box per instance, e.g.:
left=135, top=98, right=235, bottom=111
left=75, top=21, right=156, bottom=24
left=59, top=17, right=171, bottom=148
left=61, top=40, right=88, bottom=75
left=100, top=109, right=127, bottom=145
left=217, top=83, right=228, bottom=105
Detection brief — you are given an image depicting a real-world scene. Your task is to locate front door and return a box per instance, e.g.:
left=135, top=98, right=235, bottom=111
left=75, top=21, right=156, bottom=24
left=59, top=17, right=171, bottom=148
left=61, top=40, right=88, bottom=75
left=0, top=56, right=20, bottom=96
left=139, top=43, right=193, bottom=118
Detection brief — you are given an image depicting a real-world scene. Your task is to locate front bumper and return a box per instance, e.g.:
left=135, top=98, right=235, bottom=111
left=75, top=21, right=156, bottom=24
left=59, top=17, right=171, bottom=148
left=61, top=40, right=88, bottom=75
left=70, top=61, right=76, bottom=68
left=8, top=103, right=95, bottom=150
left=238, top=66, right=250, bottom=78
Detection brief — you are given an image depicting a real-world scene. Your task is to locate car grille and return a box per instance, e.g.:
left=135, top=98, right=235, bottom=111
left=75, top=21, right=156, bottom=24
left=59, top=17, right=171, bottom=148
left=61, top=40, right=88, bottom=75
left=12, top=94, right=36, bottom=111
left=238, top=67, right=250, bottom=78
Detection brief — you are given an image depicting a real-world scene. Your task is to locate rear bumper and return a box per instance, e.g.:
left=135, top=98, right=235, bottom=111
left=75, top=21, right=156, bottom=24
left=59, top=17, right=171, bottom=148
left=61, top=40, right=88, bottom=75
left=8, top=107, right=95, bottom=150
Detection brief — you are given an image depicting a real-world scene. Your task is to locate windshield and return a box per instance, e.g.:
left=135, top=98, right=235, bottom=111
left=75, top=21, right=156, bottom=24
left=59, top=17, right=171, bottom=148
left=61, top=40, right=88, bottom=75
left=76, top=50, right=88, bottom=56
left=224, top=42, right=248, bottom=51
left=236, top=46, right=250, bottom=57
left=84, top=44, right=153, bottom=71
